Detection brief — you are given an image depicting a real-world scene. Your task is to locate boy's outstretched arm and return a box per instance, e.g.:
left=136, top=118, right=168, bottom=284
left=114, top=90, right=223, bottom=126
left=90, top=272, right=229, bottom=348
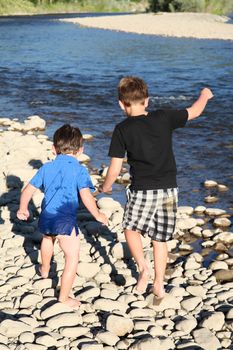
left=187, top=88, right=214, bottom=120
left=17, top=183, right=37, bottom=220
left=79, top=188, right=108, bottom=225
left=100, top=157, right=124, bottom=193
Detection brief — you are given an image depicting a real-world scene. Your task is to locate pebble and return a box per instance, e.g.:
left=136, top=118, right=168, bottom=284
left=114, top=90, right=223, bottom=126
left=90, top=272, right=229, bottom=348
left=96, top=331, right=120, bottom=346
left=192, top=328, right=221, bottom=349
left=1, top=123, right=233, bottom=350
left=106, top=315, right=134, bottom=336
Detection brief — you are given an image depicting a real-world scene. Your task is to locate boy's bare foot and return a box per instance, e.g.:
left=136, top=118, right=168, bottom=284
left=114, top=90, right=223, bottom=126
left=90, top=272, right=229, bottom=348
left=39, top=265, right=49, bottom=279
left=59, top=297, right=81, bottom=309
left=135, top=268, right=149, bottom=293
left=149, top=285, right=165, bottom=300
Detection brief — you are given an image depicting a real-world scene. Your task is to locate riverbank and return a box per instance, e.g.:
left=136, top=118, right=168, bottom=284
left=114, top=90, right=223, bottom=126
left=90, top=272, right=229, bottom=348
left=0, top=0, right=147, bottom=16
left=0, top=117, right=232, bottom=349
left=62, top=12, right=233, bottom=40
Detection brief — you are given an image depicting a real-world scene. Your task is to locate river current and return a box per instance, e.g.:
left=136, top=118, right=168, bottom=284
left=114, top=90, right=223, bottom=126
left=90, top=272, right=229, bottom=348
left=0, top=13, right=232, bottom=212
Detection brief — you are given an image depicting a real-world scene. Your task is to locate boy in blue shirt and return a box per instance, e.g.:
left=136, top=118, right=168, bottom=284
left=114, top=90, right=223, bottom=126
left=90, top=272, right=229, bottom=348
left=17, top=124, right=107, bottom=308
left=100, top=76, right=213, bottom=299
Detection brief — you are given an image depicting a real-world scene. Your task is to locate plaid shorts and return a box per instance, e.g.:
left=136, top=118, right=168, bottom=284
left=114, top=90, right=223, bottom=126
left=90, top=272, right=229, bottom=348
left=123, top=187, right=178, bottom=242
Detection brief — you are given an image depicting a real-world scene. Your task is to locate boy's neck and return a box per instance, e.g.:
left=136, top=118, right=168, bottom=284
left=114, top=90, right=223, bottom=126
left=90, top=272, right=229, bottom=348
left=125, top=105, right=148, bottom=117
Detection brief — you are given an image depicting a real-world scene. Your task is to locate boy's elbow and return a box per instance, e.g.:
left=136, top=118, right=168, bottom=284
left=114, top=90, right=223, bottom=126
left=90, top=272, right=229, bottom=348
left=187, top=108, right=200, bottom=120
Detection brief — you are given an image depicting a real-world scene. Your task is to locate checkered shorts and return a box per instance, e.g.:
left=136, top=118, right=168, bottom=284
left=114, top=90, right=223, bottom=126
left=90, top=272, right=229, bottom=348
left=123, top=187, right=178, bottom=242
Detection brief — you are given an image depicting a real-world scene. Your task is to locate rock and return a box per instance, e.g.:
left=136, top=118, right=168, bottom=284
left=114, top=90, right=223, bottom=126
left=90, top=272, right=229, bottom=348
left=193, top=328, right=221, bottom=349
left=83, top=134, right=93, bottom=140
left=175, top=317, right=197, bottom=333
left=111, top=242, right=131, bottom=260
left=213, top=232, right=233, bottom=244
left=204, top=180, right=217, bottom=188
left=77, top=287, right=100, bottom=301
left=217, top=184, right=228, bottom=191
left=194, top=206, right=206, bottom=213
left=209, top=260, right=228, bottom=270
left=20, top=293, right=42, bottom=308
left=33, top=278, right=53, bottom=290
left=204, top=195, right=218, bottom=203
left=176, top=218, right=197, bottom=230
left=24, top=344, right=47, bottom=350
left=213, top=217, right=231, bottom=228
left=77, top=153, right=90, bottom=163
left=59, top=326, right=89, bottom=338
left=146, top=293, right=180, bottom=312
left=214, top=269, right=233, bottom=282
left=226, top=307, right=233, bottom=320
left=18, top=331, right=35, bottom=344
left=36, top=334, right=57, bottom=347
left=129, top=337, right=161, bottom=350
left=40, top=302, right=74, bottom=319
left=97, top=197, right=122, bottom=211
left=177, top=206, right=194, bottom=215
left=205, top=208, right=226, bottom=216
left=200, top=312, right=225, bottom=331
left=79, top=345, right=104, bottom=350
left=46, top=312, right=82, bottom=330
left=186, top=286, right=206, bottom=298
left=78, top=262, right=100, bottom=278
left=0, top=319, right=32, bottom=337
left=181, top=297, right=202, bottom=312
left=106, top=315, right=134, bottom=336
left=93, top=299, right=127, bottom=313
left=96, top=331, right=120, bottom=346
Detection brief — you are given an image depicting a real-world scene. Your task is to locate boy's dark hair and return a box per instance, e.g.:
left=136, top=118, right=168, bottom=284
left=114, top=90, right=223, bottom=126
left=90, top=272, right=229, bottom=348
left=118, top=76, right=149, bottom=107
left=53, top=124, right=83, bottom=155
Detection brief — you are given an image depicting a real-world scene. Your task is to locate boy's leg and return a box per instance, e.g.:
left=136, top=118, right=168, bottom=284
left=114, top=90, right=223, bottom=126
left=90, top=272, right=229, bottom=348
left=40, top=235, right=56, bottom=278
left=151, top=240, right=167, bottom=299
left=57, top=228, right=80, bottom=307
left=124, top=229, right=149, bottom=292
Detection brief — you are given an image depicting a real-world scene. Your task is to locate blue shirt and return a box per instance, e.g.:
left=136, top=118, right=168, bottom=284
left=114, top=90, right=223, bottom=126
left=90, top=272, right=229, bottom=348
left=30, top=154, right=94, bottom=235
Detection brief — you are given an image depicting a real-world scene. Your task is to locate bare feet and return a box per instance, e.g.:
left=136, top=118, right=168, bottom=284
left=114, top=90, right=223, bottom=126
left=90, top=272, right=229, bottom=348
left=135, top=268, right=149, bottom=293
left=150, top=285, right=165, bottom=300
left=39, top=265, right=49, bottom=279
left=59, top=297, right=81, bottom=309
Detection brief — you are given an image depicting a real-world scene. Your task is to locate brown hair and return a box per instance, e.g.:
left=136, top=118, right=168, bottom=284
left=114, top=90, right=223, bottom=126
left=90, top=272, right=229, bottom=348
left=118, top=76, right=149, bottom=107
left=53, top=124, right=83, bottom=155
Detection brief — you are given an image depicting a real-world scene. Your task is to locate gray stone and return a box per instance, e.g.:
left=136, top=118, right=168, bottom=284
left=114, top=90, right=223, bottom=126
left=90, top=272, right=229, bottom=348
left=106, top=315, right=134, bottom=336
left=193, top=328, right=221, bottom=350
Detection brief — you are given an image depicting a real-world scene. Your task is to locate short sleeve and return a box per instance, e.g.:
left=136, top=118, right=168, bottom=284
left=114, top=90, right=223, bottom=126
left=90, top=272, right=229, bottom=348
left=164, top=109, right=188, bottom=130
left=108, top=126, right=126, bottom=158
left=29, top=166, right=44, bottom=189
left=77, top=166, right=95, bottom=192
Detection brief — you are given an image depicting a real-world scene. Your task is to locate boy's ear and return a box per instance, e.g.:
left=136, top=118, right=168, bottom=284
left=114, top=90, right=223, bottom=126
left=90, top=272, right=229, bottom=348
left=119, top=100, right=126, bottom=111
left=144, top=97, right=149, bottom=108
left=52, top=145, right=57, bottom=155
left=77, top=146, right=84, bottom=155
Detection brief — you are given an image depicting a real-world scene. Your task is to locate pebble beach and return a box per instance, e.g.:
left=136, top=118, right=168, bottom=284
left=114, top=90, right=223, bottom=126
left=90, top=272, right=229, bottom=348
left=61, top=12, right=233, bottom=41
left=0, top=116, right=232, bottom=350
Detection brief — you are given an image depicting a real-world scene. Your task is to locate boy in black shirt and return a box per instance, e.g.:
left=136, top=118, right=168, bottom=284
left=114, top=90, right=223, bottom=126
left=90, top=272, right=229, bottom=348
left=100, top=76, right=213, bottom=298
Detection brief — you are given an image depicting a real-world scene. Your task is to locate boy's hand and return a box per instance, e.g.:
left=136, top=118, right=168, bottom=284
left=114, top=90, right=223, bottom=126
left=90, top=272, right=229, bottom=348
left=96, top=212, right=108, bottom=226
left=98, top=184, right=112, bottom=194
left=17, top=209, right=30, bottom=221
left=201, top=88, right=214, bottom=100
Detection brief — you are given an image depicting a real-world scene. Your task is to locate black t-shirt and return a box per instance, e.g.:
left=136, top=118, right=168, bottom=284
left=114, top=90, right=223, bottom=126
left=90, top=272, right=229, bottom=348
left=108, top=109, right=188, bottom=190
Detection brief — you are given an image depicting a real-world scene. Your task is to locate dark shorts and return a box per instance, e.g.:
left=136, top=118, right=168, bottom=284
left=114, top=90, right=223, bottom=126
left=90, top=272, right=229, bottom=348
left=123, top=188, right=178, bottom=242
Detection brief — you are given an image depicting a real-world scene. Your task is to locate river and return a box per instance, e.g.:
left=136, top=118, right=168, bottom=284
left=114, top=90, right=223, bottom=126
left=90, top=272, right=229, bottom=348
left=0, top=13, right=232, bottom=213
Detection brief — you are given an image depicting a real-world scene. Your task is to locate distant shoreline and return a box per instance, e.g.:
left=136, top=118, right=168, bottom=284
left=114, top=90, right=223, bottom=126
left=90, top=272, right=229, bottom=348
left=61, top=12, right=233, bottom=41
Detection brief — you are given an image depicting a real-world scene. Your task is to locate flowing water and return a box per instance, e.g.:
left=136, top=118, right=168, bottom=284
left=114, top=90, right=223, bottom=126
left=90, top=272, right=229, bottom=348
left=0, top=13, right=232, bottom=215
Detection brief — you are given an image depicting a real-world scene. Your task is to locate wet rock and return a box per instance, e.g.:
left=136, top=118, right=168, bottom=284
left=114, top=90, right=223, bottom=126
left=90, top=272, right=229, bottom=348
left=204, top=180, right=217, bottom=188
left=213, top=217, right=231, bottom=228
